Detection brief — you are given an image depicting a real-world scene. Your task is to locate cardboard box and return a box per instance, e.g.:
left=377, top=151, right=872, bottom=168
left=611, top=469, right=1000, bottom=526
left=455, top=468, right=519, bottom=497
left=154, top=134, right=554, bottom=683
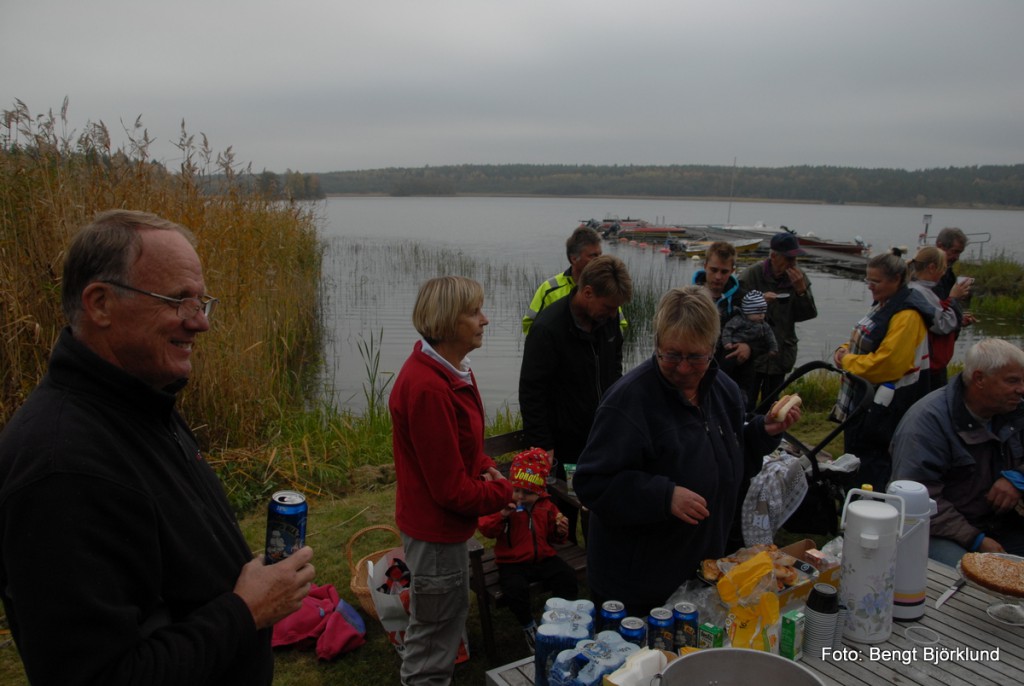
left=776, top=539, right=840, bottom=608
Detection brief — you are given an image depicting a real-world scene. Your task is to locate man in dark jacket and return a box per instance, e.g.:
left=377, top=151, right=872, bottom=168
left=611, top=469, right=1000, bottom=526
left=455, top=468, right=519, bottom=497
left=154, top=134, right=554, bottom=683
left=519, top=255, right=632, bottom=543
left=891, top=338, right=1024, bottom=567
left=739, top=231, right=818, bottom=405
left=932, top=226, right=968, bottom=300
left=0, top=210, right=315, bottom=686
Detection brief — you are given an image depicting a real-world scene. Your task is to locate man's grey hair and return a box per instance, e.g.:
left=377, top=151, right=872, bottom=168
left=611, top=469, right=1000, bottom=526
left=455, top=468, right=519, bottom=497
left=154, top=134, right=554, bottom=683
left=936, top=227, right=968, bottom=249
left=62, top=210, right=195, bottom=330
left=566, top=226, right=601, bottom=261
left=963, top=338, right=1024, bottom=378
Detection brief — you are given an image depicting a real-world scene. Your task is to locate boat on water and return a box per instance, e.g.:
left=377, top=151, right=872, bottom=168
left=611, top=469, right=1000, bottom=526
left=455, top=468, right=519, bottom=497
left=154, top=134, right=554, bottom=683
left=713, top=223, right=870, bottom=255
left=792, top=233, right=869, bottom=255
left=663, top=236, right=763, bottom=258
left=583, top=217, right=869, bottom=256
left=579, top=216, right=691, bottom=240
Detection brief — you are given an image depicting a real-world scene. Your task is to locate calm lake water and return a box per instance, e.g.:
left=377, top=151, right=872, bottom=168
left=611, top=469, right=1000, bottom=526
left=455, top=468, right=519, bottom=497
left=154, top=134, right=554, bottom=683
left=318, top=196, right=1023, bottom=417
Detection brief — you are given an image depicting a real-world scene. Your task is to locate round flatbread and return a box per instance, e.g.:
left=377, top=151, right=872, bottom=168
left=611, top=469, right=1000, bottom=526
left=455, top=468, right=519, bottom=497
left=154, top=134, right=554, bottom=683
left=961, top=553, right=1024, bottom=598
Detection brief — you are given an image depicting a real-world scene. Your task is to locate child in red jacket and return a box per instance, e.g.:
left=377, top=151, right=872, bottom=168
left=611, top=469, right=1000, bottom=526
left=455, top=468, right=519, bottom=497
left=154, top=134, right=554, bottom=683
left=478, top=448, right=578, bottom=651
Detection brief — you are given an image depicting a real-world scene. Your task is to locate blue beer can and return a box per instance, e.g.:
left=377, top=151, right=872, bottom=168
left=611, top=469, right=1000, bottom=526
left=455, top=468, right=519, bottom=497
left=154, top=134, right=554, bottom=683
left=647, top=607, right=674, bottom=651
left=600, top=600, right=627, bottom=633
left=618, top=616, right=647, bottom=648
left=673, top=601, right=699, bottom=649
left=264, top=490, right=307, bottom=564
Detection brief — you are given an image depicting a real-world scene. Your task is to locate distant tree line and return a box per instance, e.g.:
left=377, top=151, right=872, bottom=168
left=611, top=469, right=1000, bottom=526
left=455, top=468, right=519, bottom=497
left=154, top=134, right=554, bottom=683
left=311, top=163, right=1024, bottom=207
left=253, top=169, right=325, bottom=200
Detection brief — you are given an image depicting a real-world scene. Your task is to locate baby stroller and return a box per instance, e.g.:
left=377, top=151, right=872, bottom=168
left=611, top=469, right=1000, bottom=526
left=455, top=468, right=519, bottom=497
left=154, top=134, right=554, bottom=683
left=752, top=360, right=873, bottom=536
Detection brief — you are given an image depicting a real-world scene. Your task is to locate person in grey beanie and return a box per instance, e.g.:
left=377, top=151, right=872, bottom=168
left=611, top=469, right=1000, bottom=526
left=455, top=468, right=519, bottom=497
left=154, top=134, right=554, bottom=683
left=721, top=290, right=778, bottom=410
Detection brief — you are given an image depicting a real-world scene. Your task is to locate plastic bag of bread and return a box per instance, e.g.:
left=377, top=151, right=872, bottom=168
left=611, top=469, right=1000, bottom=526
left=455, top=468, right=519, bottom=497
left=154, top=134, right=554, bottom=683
left=716, top=551, right=781, bottom=652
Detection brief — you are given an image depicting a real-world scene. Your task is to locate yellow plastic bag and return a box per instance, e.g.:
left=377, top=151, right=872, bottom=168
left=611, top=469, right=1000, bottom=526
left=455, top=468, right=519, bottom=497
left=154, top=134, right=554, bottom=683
left=716, top=551, right=780, bottom=651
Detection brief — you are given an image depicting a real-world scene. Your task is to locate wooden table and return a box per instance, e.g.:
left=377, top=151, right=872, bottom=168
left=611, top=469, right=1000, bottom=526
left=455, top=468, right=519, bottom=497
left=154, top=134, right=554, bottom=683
left=485, top=560, right=1024, bottom=686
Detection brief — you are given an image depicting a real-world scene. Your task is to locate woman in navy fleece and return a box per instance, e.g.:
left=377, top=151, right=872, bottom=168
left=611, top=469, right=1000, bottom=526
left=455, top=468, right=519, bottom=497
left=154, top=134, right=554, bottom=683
left=574, top=286, right=801, bottom=617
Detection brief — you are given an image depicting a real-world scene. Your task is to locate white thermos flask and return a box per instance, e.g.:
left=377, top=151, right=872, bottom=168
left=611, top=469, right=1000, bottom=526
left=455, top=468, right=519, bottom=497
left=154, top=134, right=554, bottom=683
left=839, top=489, right=904, bottom=643
left=887, top=480, right=937, bottom=620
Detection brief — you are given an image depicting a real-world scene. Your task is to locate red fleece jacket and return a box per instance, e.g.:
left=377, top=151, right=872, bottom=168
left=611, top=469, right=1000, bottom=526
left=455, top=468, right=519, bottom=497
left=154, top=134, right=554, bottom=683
left=390, top=342, right=512, bottom=542
left=478, top=496, right=567, bottom=564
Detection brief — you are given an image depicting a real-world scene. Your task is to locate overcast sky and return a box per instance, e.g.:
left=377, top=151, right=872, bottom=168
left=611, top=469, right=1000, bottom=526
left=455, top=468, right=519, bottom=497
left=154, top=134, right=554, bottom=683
left=4, top=1, right=1023, bottom=174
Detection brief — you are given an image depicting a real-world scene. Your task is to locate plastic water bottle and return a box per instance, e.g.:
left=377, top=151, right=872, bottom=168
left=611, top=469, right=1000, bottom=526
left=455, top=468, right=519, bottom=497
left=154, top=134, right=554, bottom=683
left=873, top=382, right=895, bottom=407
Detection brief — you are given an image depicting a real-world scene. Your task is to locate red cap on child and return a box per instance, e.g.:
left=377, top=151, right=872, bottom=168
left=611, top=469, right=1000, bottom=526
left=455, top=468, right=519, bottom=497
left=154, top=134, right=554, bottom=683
left=509, top=447, right=550, bottom=495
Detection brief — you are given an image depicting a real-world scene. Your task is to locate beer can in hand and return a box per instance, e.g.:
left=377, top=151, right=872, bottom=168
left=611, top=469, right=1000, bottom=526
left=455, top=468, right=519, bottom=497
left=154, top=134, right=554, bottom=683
left=264, top=490, right=307, bottom=564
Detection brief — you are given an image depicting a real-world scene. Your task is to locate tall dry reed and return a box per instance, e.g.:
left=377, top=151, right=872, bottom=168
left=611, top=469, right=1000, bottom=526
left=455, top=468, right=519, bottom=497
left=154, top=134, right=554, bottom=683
left=1, top=101, right=325, bottom=505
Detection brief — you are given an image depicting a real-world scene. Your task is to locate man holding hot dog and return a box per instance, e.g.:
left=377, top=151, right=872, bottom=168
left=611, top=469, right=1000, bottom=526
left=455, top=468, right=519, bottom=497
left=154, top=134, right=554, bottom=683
left=739, top=231, right=817, bottom=406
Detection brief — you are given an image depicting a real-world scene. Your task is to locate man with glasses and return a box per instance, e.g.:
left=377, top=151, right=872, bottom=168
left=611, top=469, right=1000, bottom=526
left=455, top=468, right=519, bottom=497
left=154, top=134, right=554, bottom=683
left=0, top=210, right=314, bottom=686
left=739, top=231, right=818, bottom=406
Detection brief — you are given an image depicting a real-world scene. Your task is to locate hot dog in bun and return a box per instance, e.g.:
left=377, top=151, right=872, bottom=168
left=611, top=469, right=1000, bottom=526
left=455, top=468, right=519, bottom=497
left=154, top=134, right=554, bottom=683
left=769, top=393, right=802, bottom=422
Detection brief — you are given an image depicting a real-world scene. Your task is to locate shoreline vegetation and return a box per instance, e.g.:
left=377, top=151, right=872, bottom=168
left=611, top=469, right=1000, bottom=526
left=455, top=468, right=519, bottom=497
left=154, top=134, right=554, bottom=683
left=2, top=102, right=1023, bottom=684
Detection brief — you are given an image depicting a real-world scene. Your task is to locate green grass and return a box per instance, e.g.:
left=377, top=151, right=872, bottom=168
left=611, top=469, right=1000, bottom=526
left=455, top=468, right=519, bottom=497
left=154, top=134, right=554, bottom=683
left=960, top=251, right=1024, bottom=322
left=0, top=485, right=538, bottom=686
left=0, top=408, right=844, bottom=685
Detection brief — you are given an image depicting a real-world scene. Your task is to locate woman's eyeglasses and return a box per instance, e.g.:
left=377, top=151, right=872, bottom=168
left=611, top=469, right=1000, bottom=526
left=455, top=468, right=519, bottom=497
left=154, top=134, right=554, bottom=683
left=656, top=351, right=714, bottom=368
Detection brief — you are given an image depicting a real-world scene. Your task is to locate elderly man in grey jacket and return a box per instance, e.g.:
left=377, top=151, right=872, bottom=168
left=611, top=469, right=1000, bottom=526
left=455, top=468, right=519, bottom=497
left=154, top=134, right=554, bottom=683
left=890, top=338, right=1024, bottom=567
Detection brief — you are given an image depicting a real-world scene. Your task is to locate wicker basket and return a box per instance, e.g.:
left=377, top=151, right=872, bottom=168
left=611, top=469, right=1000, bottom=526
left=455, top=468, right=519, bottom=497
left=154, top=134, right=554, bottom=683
left=347, top=524, right=402, bottom=620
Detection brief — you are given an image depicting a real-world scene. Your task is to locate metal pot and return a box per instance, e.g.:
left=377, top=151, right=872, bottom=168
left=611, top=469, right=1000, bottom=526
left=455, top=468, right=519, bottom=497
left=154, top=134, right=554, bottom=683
left=656, top=648, right=825, bottom=686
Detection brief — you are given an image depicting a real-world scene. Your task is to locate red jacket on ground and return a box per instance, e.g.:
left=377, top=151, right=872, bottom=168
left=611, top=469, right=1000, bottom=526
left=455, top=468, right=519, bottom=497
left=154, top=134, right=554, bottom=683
left=390, top=341, right=512, bottom=543
left=478, top=497, right=567, bottom=564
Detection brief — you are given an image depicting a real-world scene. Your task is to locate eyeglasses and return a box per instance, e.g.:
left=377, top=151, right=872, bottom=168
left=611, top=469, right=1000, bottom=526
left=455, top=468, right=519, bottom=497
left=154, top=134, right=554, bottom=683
left=863, top=278, right=887, bottom=287
left=656, top=351, right=714, bottom=368
left=104, top=281, right=218, bottom=320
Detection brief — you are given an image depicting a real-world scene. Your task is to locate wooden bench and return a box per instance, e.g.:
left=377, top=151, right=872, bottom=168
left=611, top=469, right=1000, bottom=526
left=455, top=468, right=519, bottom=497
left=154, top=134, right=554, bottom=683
left=468, top=537, right=587, bottom=660
left=470, top=430, right=589, bottom=660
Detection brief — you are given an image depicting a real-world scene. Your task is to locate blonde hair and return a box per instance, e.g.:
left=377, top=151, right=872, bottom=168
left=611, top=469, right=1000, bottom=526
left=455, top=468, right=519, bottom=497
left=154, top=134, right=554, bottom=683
left=909, top=245, right=946, bottom=280
left=412, top=276, right=484, bottom=344
left=653, top=286, right=720, bottom=351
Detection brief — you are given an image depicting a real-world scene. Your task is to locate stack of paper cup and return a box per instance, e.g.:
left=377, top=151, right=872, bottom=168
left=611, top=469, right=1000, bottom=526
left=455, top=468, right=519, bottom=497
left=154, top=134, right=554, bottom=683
left=833, top=605, right=848, bottom=649
left=803, top=583, right=839, bottom=659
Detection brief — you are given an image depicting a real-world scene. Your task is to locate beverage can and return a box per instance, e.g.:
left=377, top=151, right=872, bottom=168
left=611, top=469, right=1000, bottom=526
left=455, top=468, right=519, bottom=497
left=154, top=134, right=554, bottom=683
left=647, top=607, right=674, bottom=651
left=264, top=490, right=307, bottom=564
left=600, top=600, right=627, bottom=632
left=673, top=601, right=699, bottom=648
left=618, top=616, right=647, bottom=648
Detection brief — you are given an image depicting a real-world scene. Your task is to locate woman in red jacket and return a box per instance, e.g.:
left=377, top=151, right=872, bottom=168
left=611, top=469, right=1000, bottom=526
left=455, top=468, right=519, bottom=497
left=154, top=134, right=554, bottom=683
left=389, top=276, right=513, bottom=686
